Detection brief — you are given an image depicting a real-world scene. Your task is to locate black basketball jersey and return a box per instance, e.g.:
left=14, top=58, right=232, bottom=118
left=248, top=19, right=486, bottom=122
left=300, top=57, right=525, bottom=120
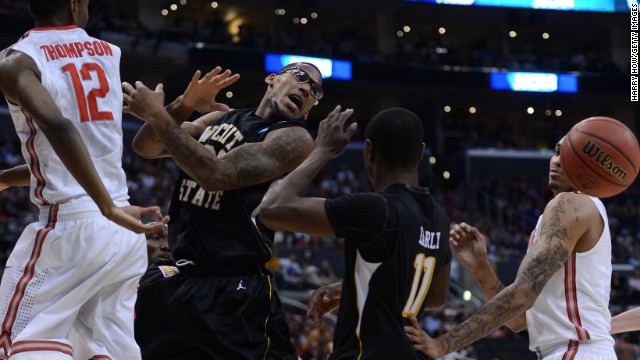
left=168, top=109, right=306, bottom=269
left=324, top=184, right=451, bottom=360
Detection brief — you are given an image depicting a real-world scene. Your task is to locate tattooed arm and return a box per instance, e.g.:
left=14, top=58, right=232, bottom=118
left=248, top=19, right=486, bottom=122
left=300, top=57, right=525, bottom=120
left=406, top=192, right=599, bottom=358
left=131, top=110, right=224, bottom=159
left=124, top=80, right=315, bottom=191
left=450, top=223, right=527, bottom=332
left=128, top=68, right=239, bottom=159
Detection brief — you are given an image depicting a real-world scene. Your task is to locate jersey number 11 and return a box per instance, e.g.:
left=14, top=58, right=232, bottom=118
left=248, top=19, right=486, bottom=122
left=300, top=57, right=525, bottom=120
left=402, top=253, right=436, bottom=317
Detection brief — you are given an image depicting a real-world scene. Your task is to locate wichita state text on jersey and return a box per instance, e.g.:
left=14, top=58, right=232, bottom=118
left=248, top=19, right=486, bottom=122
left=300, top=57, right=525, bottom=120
left=175, top=122, right=245, bottom=210
left=168, top=109, right=306, bottom=269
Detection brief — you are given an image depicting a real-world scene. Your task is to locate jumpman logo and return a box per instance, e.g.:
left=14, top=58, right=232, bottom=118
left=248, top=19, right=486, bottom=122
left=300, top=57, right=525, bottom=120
left=237, top=280, right=246, bottom=291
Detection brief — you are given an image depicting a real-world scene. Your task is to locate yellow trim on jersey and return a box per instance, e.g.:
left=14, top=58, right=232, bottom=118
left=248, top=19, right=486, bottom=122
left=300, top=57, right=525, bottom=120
left=262, top=265, right=273, bottom=360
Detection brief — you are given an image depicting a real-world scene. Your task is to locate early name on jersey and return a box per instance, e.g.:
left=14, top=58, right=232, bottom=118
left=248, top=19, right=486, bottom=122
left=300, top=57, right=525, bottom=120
left=419, top=226, right=442, bottom=249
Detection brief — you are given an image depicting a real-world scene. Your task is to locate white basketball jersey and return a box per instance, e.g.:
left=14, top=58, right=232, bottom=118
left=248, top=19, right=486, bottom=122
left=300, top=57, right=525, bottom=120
left=526, top=195, right=614, bottom=356
left=6, top=25, right=128, bottom=206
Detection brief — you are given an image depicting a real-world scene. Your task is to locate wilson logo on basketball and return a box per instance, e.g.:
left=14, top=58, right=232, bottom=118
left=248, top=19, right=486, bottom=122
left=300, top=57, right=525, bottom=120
left=582, top=139, right=628, bottom=181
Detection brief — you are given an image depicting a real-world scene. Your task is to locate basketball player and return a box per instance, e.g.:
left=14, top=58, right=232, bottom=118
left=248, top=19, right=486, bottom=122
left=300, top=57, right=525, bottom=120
left=0, top=0, right=169, bottom=358
left=404, top=135, right=617, bottom=359
left=122, top=62, right=337, bottom=359
left=145, top=223, right=171, bottom=265
left=260, top=107, right=452, bottom=360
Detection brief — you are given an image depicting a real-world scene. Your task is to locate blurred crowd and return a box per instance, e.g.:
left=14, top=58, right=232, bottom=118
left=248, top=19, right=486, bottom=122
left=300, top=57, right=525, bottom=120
left=0, top=0, right=621, bottom=74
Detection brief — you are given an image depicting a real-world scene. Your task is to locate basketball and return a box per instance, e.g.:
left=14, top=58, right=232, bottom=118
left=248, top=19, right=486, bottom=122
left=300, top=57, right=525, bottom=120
left=561, top=117, right=640, bottom=198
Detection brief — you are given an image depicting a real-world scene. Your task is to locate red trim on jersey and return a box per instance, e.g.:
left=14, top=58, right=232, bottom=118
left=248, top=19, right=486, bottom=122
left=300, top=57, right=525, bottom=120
left=0, top=332, right=10, bottom=357
left=22, top=110, right=48, bottom=205
left=31, top=25, right=79, bottom=32
left=561, top=340, right=579, bottom=360
left=0, top=205, right=58, bottom=356
left=10, top=340, right=73, bottom=357
left=563, top=252, right=590, bottom=341
left=90, top=355, right=112, bottom=359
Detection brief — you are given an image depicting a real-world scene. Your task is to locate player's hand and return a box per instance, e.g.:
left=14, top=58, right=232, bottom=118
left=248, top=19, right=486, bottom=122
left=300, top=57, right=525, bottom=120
left=315, top=106, right=356, bottom=159
left=103, top=205, right=170, bottom=234
left=404, top=314, right=446, bottom=358
left=449, top=222, right=489, bottom=271
left=307, top=280, right=342, bottom=329
left=181, top=67, right=240, bottom=113
left=122, top=81, right=166, bottom=123
left=0, top=182, right=8, bottom=192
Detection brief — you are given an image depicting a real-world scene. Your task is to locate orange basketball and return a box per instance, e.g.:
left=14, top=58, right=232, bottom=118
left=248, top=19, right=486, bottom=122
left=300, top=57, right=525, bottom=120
left=561, top=117, right=640, bottom=198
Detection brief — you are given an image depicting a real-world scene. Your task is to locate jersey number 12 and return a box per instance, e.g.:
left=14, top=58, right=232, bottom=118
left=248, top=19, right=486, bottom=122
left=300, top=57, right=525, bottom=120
left=62, top=62, right=114, bottom=122
left=402, top=253, right=436, bottom=317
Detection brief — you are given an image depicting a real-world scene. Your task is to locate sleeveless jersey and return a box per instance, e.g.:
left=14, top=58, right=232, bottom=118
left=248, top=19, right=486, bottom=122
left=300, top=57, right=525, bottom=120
left=168, top=109, right=306, bottom=268
left=325, top=184, right=451, bottom=360
left=5, top=25, right=128, bottom=206
left=526, top=195, right=614, bottom=356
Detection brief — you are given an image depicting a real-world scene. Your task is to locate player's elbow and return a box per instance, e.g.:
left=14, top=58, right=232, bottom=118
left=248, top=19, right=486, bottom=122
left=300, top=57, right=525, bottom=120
left=258, top=203, right=288, bottom=230
left=506, top=318, right=528, bottom=333
left=132, top=138, right=159, bottom=159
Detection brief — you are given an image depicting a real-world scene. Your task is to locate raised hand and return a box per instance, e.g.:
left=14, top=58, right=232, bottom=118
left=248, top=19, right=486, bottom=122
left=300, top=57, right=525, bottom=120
left=103, top=205, right=170, bottom=234
left=449, top=222, right=489, bottom=271
left=307, top=280, right=342, bottom=329
left=181, top=67, right=240, bottom=113
left=315, top=106, right=356, bottom=159
left=122, top=81, right=166, bottom=123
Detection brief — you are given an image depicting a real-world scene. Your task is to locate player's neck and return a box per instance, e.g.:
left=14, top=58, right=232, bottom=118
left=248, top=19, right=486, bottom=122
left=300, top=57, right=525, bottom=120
left=373, top=168, right=418, bottom=192
left=34, top=18, right=73, bottom=29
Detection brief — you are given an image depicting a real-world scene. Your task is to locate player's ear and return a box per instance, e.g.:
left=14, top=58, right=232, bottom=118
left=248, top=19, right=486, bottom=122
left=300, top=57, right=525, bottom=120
left=416, top=143, right=425, bottom=163
left=365, top=139, right=374, bottom=162
left=265, top=73, right=276, bottom=86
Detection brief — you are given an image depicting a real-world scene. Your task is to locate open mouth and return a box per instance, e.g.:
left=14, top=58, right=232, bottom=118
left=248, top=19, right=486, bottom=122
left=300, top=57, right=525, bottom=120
left=288, top=94, right=303, bottom=110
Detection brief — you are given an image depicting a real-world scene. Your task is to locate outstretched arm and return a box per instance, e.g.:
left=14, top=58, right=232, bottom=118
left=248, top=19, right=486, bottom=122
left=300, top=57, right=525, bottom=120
left=124, top=81, right=316, bottom=191
left=130, top=67, right=239, bottom=158
left=407, top=192, right=596, bottom=358
left=0, top=52, right=167, bottom=234
left=611, top=307, right=640, bottom=334
left=259, top=106, right=356, bottom=236
left=0, top=164, right=30, bottom=191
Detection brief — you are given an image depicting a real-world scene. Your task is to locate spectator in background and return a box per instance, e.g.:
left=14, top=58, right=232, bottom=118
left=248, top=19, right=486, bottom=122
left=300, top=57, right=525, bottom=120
left=626, top=267, right=640, bottom=300
left=282, top=252, right=305, bottom=289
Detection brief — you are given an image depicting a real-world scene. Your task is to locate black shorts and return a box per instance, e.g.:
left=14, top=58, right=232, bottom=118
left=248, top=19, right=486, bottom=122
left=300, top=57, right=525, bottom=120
left=134, top=261, right=298, bottom=360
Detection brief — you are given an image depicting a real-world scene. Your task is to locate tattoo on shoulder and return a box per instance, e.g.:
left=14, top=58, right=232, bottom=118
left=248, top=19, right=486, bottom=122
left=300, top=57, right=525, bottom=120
left=518, top=198, right=570, bottom=294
